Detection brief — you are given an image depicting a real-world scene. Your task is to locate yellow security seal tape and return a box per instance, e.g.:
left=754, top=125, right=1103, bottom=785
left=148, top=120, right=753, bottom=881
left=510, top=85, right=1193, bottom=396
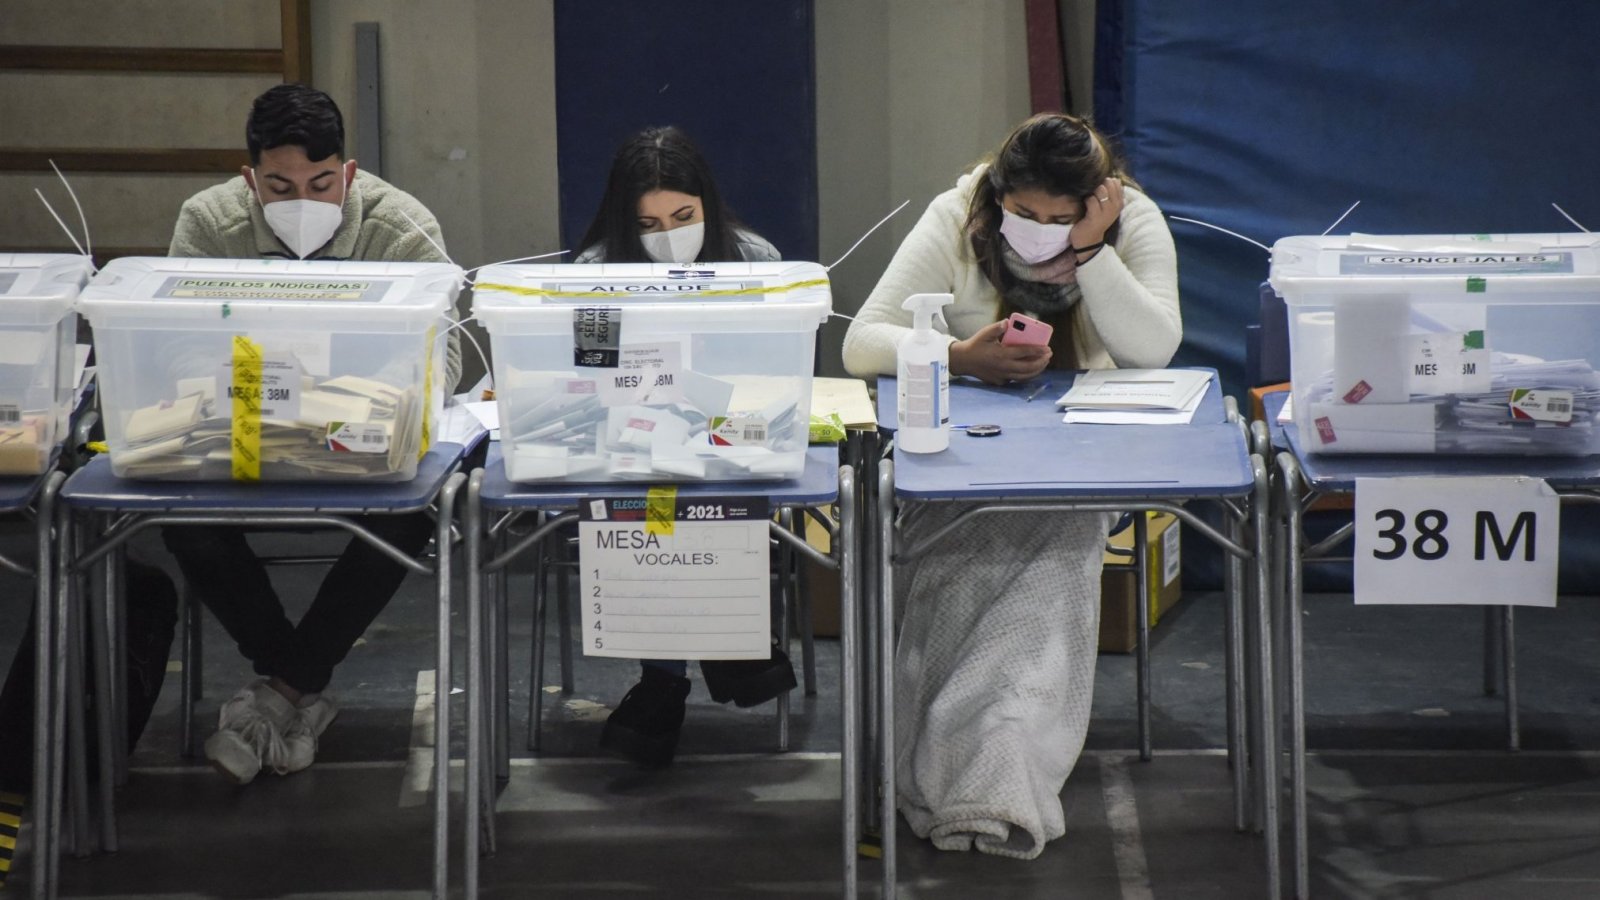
left=646, top=485, right=677, bottom=536
left=421, top=323, right=436, bottom=460
left=231, top=335, right=263, bottom=481
left=473, top=277, right=829, bottom=300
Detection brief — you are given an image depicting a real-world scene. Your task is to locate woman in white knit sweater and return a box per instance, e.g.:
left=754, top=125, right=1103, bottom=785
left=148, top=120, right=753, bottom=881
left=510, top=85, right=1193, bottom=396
left=842, top=113, right=1180, bottom=859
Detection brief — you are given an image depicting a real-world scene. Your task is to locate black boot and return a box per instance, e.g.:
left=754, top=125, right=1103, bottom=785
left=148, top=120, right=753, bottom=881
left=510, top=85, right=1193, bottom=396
left=599, top=667, right=691, bottom=768
left=700, top=645, right=798, bottom=708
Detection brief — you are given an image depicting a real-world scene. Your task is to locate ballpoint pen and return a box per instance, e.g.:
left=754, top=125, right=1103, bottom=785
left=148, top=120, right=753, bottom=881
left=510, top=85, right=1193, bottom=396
left=1024, top=381, right=1052, bottom=403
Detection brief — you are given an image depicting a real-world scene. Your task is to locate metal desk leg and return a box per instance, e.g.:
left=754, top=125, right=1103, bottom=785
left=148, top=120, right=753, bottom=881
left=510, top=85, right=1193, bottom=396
left=483, top=530, right=500, bottom=793
left=49, top=497, right=73, bottom=889
left=483, top=537, right=500, bottom=859
left=179, top=584, right=204, bottom=760
left=464, top=471, right=484, bottom=900
left=777, top=507, right=793, bottom=752
left=529, top=517, right=548, bottom=752
left=795, top=510, right=818, bottom=697
left=861, top=448, right=881, bottom=843
left=1250, top=457, right=1280, bottom=900
left=62, top=516, right=89, bottom=859
left=31, top=472, right=62, bottom=900
left=837, top=466, right=859, bottom=900
left=1278, top=453, right=1306, bottom=899
left=86, top=520, right=118, bottom=852
left=435, top=472, right=463, bottom=900
left=556, top=541, right=574, bottom=693
left=107, top=534, right=128, bottom=789
left=1225, top=496, right=1249, bottom=833
left=1482, top=606, right=1502, bottom=697
left=495, top=533, right=510, bottom=783
left=1503, top=606, right=1519, bottom=752
left=877, top=460, right=897, bottom=900
left=1134, top=514, right=1152, bottom=762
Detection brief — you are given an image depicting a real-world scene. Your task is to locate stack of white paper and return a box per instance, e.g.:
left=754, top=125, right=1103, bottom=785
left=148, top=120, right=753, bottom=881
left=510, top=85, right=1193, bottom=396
left=1056, top=368, right=1211, bottom=425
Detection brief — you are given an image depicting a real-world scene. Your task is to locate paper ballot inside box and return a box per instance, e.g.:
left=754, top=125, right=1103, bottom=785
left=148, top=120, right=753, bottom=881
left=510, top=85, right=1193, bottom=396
left=473, top=261, right=831, bottom=482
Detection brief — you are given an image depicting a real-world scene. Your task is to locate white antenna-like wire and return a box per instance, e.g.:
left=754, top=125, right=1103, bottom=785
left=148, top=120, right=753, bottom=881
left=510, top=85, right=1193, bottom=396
left=1552, top=202, right=1591, bottom=233
left=827, top=199, right=911, bottom=271
left=49, top=160, right=92, bottom=260
left=397, top=209, right=454, bottom=266
left=1168, top=215, right=1271, bottom=254
left=437, top=315, right=495, bottom=390
left=464, top=249, right=569, bottom=279
left=34, top=189, right=88, bottom=259
left=1321, top=200, right=1361, bottom=236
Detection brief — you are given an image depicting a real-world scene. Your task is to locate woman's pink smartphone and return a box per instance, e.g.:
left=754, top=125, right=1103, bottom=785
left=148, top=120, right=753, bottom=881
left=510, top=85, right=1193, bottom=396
left=1000, top=312, right=1054, bottom=346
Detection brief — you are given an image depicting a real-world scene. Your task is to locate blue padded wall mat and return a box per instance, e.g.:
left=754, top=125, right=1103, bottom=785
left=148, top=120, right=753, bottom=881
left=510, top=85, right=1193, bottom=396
left=554, top=0, right=818, bottom=263
left=1096, top=0, right=1598, bottom=395
left=1095, top=1, right=1600, bottom=591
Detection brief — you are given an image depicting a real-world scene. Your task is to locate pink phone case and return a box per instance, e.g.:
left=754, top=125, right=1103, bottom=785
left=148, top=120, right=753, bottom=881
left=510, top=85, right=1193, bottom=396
left=1000, top=312, right=1054, bottom=346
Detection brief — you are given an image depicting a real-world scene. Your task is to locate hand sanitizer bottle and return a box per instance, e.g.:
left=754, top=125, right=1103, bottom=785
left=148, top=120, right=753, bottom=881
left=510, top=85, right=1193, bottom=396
left=896, top=292, right=954, bottom=453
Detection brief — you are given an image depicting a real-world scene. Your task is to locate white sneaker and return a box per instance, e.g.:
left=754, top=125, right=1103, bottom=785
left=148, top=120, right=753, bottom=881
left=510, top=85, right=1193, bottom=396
left=204, top=679, right=296, bottom=784
left=282, top=693, right=340, bottom=774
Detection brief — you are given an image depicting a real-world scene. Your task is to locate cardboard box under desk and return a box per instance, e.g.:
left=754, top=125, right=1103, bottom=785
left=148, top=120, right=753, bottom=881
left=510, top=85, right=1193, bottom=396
left=1099, top=511, right=1182, bottom=653
left=807, top=507, right=1183, bottom=646
left=804, top=506, right=842, bottom=638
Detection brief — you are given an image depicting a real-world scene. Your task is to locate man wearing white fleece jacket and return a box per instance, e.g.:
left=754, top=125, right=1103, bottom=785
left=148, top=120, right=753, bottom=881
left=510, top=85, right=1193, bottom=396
left=842, top=113, right=1180, bottom=859
left=161, top=83, right=460, bottom=785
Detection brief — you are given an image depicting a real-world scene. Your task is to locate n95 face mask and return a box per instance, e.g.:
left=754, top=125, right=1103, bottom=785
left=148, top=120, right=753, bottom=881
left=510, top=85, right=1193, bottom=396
left=256, top=170, right=346, bottom=259
left=998, top=207, right=1072, bottom=264
left=639, top=221, right=705, bottom=264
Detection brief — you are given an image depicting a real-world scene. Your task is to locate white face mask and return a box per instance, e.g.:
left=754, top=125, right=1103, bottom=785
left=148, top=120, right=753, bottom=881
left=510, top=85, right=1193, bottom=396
left=639, top=221, right=705, bottom=264
left=255, top=169, right=346, bottom=259
left=998, top=207, right=1072, bottom=264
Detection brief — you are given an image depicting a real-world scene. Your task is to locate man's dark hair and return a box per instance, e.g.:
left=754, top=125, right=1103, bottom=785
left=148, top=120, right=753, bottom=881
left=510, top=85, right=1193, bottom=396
left=245, top=83, right=345, bottom=165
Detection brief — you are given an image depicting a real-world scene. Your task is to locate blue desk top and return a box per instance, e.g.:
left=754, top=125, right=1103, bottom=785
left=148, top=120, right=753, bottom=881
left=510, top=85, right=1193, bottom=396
left=0, top=469, right=52, bottom=515
left=876, top=369, right=1231, bottom=432
left=881, top=374, right=1252, bottom=501
left=478, top=444, right=841, bottom=510
left=59, top=442, right=468, bottom=514
left=1266, top=391, right=1600, bottom=491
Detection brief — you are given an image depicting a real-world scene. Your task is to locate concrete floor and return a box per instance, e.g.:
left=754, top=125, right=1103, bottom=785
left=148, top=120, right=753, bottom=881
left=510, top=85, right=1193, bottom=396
left=3, top=526, right=1600, bottom=898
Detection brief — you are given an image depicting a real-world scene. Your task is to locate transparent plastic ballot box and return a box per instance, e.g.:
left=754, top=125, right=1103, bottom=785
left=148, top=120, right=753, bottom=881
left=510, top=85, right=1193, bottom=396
left=0, top=254, right=93, bottom=476
left=472, top=261, right=832, bottom=483
left=78, top=257, right=461, bottom=481
left=1268, top=233, right=1600, bottom=456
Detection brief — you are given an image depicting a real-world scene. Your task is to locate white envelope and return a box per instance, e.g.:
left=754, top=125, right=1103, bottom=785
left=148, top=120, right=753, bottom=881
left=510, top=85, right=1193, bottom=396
left=1305, top=401, right=1438, bottom=453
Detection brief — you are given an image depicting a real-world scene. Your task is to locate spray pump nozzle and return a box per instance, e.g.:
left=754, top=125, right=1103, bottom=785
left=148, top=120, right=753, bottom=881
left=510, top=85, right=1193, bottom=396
left=902, top=292, right=953, bottom=337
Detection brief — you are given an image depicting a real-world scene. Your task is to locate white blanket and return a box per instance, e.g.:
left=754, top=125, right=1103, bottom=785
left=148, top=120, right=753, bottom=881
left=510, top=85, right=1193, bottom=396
left=894, top=504, right=1113, bottom=859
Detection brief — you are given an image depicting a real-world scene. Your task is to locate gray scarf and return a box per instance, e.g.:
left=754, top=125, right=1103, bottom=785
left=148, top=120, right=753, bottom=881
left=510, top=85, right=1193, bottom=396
left=998, top=242, right=1084, bottom=316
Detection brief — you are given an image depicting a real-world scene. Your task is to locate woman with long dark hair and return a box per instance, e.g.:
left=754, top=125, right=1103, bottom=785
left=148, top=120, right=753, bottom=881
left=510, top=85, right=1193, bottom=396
left=577, top=125, right=791, bottom=769
left=843, top=112, right=1180, bottom=859
left=576, top=125, right=777, bottom=264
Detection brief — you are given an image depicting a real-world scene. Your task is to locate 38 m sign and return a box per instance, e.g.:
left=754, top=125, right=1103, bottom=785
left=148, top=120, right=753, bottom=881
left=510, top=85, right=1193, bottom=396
left=1354, top=476, right=1560, bottom=607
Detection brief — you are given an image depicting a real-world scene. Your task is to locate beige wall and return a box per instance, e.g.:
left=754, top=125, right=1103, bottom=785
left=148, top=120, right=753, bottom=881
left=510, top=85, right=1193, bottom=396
left=307, top=1, right=559, bottom=274
left=304, top=1, right=559, bottom=385
left=814, top=0, right=1032, bottom=374
left=1061, top=0, right=1098, bottom=117
left=0, top=0, right=281, bottom=254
